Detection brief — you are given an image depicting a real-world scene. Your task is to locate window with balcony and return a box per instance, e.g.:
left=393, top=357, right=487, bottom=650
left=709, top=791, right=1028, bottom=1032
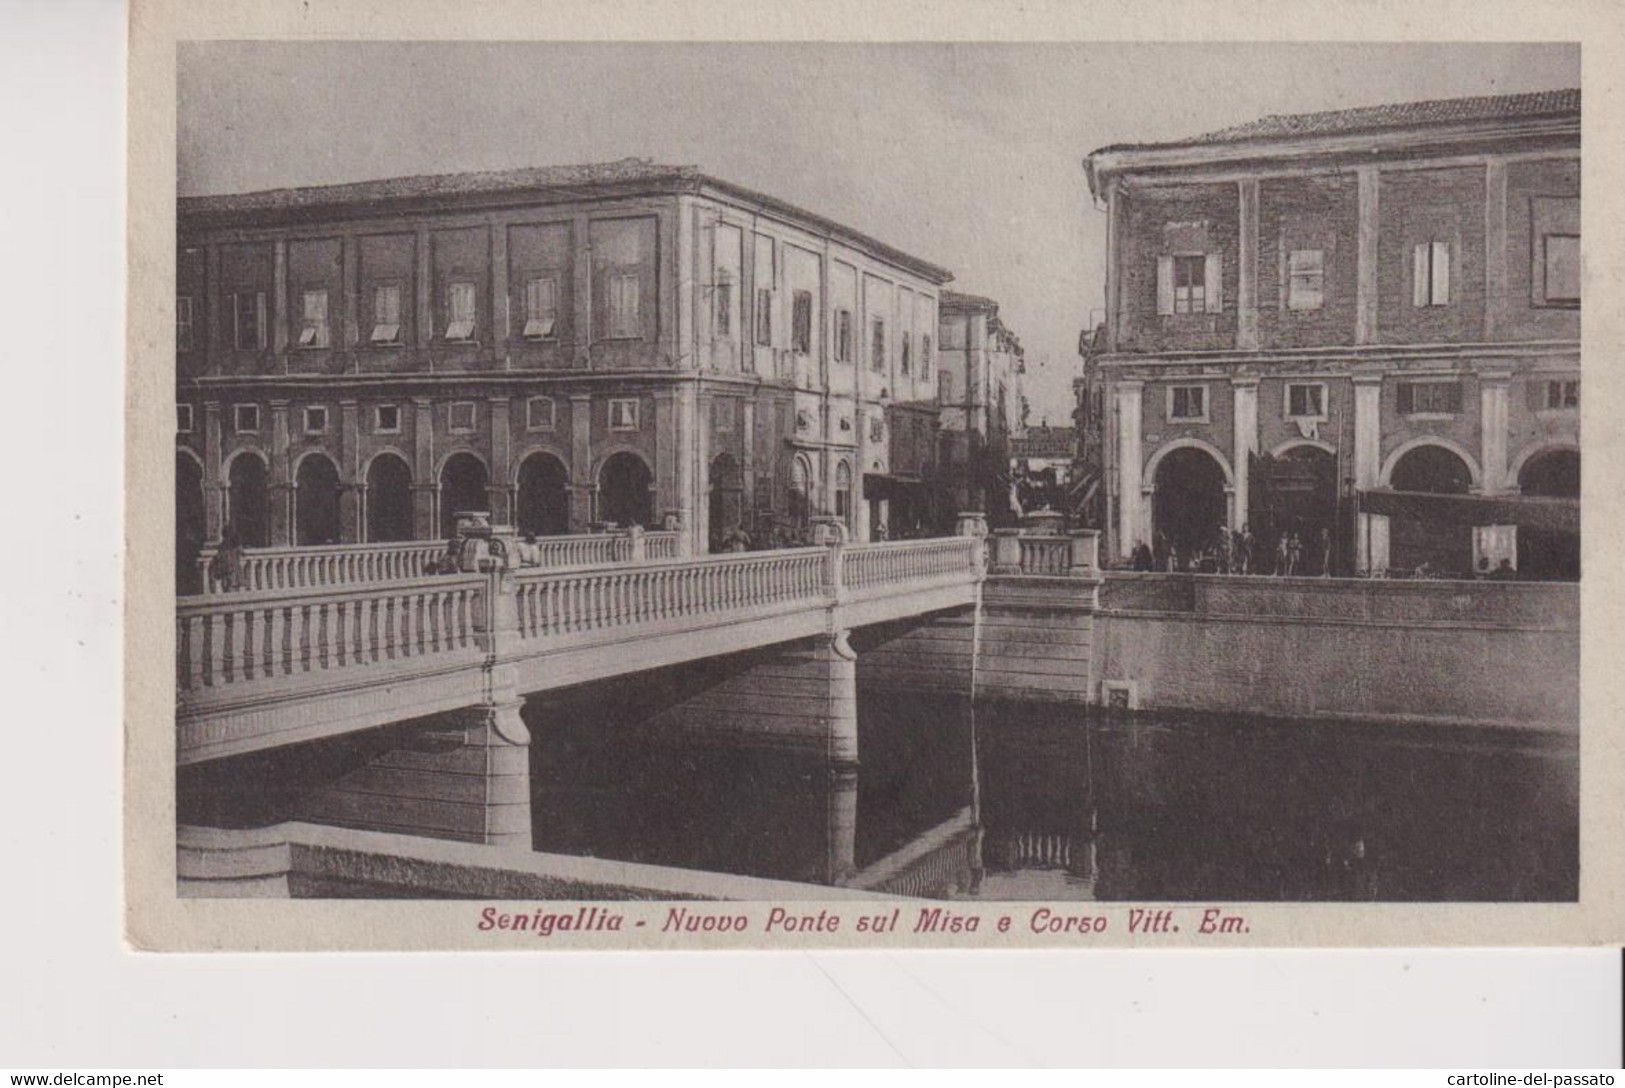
left=523, top=277, right=557, bottom=340
left=298, top=289, right=330, bottom=348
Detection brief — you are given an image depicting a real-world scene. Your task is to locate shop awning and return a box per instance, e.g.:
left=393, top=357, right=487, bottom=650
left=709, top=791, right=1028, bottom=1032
left=1357, top=489, right=1579, bottom=534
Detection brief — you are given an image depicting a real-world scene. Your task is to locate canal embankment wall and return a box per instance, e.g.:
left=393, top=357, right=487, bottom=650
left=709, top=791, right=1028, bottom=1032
left=1093, top=574, right=1579, bottom=732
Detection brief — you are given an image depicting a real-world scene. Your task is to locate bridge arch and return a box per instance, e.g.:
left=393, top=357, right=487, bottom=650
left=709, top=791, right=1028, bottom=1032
left=364, top=451, right=414, bottom=543
left=294, top=450, right=343, bottom=546
left=224, top=447, right=271, bottom=547
left=1381, top=437, right=1481, bottom=492
left=597, top=449, right=654, bottom=529
left=515, top=449, right=570, bottom=537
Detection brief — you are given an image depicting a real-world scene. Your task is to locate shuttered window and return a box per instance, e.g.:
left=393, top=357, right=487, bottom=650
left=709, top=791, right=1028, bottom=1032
left=754, top=288, right=773, bottom=347
left=834, top=309, right=852, bottom=363
left=523, top=277, right=557, bottom=339
left=445, top=282, right=476, bottom=341
left=233, top=292, right=266, bottom=351
left=608, top=274, right=640, bottom=339
left=371, top=284, right=402, bottom=344
left=1286, top=249, right=1325, bottom=311
left=1157, top=254, right=1222, bottom=315
left=791, top=290, right=813, bottom=354
left=299, top=289, right=330, bottom=348
left=1397, top=381, right=1462, bottom=415
left=1413, top=241, right=1451, bottom=307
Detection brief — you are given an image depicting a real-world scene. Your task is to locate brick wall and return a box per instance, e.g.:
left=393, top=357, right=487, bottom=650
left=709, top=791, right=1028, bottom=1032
left=1377, top=166, right=1487, bottom=344
left=1256, top=174, right=1360, bottom=349
left=1118, top=182, right=1239, bottom=353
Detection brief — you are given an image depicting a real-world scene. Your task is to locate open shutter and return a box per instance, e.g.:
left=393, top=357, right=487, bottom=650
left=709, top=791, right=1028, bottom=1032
left=1430, top=240, right=1451, bottom=305
left=1203, top=253, right=1223, bottom=313
left=1156, top=256, right=1175, bottom=315
left=1413, top=244, right=1430, bottom=307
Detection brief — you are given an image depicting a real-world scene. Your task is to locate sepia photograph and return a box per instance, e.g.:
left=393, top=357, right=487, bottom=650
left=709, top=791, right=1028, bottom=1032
left=141, top=28, right=1603, bottom=945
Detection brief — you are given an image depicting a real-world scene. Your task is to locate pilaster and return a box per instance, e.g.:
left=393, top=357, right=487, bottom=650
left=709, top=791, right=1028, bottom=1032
left=1236, top=178, right=1259, bottom=351
left=268, top=399, right=292, bottom=546
left=412, top=397, right=436, bottom=539
left=1115, top=380, right=1144, bottom=558
left=415, top=226, right=433, bottom=349
left=487, top=396, right=512, bottom=523
left=1352, top=373, right=1383, bottom=490
left=1231, top=375, right=1259, bottom=530
left=1485, top=159, right=1509, bottom=342
left=569, top=393, right=593, bottom=529
left=272, top=239, right=289, bottom=355
left=203, top=401, right=224, bottom=541
left=1355, top=166, right=1380, bottom=345
left=1479, top=369, right=1512, bottom=493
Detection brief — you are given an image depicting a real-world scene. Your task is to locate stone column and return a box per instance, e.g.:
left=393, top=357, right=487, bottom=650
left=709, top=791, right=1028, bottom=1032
left=1115, top=381, right=1144, bottom=559
left=1479, top=369, right=1512, bottom=493
left=487, top=395, right=512, bottom=523
left=1236, top=179, right=1259, bottom=352
left=412, top=397, right=436, bottom=539
left=568, top=394, right=594, bottom=530
left=268, top=400, right=293, bottom=546
left=203, top=400, right=224, bottom=541
left=1231, top=375, right=1259, bottom=532
left=1352, top=373, right=1383, bottom=490
left=1355, top=166, right=1380, bottom=345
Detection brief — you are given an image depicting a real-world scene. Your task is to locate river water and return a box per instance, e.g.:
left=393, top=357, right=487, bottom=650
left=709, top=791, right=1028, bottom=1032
left=527, top=690, right=1578, bottom=902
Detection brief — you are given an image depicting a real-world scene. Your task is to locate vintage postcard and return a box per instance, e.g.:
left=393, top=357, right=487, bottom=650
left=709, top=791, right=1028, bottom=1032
left=125, top=0, right=1625, bottom=950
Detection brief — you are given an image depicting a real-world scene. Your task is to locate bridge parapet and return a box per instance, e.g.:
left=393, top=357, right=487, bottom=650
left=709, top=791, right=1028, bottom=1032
left=192, top=530, right=683, bottom=595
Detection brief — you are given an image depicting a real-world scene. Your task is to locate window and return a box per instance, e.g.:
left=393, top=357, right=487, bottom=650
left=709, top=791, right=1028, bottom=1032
left=921, top=334, right=932, bottom=378
left=233, top=291, right=266, bottom=351
left=715, top=271, right=734, bottom=337
left=298, top=289, right=330, bottom=348
left=1542, top=235, right=1580, bottom=306
left=835, top=463, right=852, bottom=521
left=938, top=371, right=954, bottom=404
left=176, top=296, right=194, bottom=352
left=445, top=282, right=476, bottom=341
left=371, top=284, right=402, bottom=344
left=791, top=290, right=813, bottom=354
left=304, top=406, right=328, bottom=434
left=608, top=274, right=640, bottom=339
left=871, top=317, right=886, bottom=371
left=1156, top=253, right=1222, bottom=316
left=869, top=417, right=884, bottom=444
left=374, top=404, right=401, bottom=433
left=448, top=401, right=476, bottom=433
left=523, top=277, right=557, bottom=339
left=1168, top=385, right=1208, bottom=422
left=176, top=404, right=193, bottom=434
left=835, top=309, right=853, bottom=363
left=609, top=398, right=639, bottom=431
left=526, top=396, right=555, bottom=430
left=1286, top=249, right=1325, bottom=311
left=1412, top=241, right=1451, bottom=307
left=754, top=288, right=773, bottom=347
left=1397, top=381, right=1463, bottom=416
left=900, top=333, right=912, bottom=375
left=1285, top=383, right=1327, bottom=420
left=233, top=404, right=260, bottom=434
left=713, top=398, right=733, bottom=434
left=1546, top=380, right=1580, bottom=410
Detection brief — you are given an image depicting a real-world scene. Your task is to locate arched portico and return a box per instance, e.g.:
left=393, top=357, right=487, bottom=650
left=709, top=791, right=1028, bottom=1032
left=224, top=448, right=271, bottom=548
left=1381, top=437, right=1482, bottom=492
left=597, top=450, right=654, bottom=529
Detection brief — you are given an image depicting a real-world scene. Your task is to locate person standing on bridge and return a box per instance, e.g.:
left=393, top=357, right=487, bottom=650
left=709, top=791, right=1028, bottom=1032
left=515, top=533, right=542, bottom=567
left=210, top=521, right=245, bottom=592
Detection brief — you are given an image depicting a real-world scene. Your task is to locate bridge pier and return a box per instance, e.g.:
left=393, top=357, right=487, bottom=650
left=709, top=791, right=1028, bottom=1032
left=646, top=631, right=860, bottom=764
left=291, top=699, right=532, bottom=848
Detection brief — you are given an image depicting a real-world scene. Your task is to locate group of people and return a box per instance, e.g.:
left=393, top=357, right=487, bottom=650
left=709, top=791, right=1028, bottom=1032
left=1129, top=524, right=1335, bottom=578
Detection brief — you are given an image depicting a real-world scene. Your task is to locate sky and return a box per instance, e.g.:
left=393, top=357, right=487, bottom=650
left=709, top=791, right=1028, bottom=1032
left=178, top=41, right=1578, bottom=423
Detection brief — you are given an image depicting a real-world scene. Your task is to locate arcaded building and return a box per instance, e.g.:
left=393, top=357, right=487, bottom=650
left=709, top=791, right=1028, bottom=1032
left=1080, top=89, right=1580, bottom=577
left=174, top=159, right=953, bottom=581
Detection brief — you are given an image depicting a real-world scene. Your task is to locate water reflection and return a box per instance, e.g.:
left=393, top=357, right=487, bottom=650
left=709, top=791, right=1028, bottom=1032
left=530, top=690, right=1578, bottom=903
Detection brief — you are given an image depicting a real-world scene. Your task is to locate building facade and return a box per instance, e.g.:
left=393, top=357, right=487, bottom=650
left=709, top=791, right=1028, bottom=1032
left=936, top=290, right=1026, bottom=526
left=174, top=159, right=954, bottom=582
left=1080, top=90, right=1580, bottom=577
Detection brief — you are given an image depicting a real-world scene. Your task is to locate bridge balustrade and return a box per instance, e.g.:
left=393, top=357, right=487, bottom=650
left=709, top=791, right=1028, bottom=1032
left=191, top=531, right=683, bottom=595
left=176, top=574, right=486, bottom=694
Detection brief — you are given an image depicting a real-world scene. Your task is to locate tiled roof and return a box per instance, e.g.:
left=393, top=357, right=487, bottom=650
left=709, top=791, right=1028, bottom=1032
left=179, top=157, right=954, bottom=284
left=939, top=289, right=1000, bottom=314
left=179, top=158, right=699, bottom=217
left=1129, top=88, right=1578, bottom=151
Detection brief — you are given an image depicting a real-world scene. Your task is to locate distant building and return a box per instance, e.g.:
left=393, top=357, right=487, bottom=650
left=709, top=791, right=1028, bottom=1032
left=174, top=158, right=955, bottom=585
left=1080, top=89, right=1579, bottom=577
left=1010, top=424, right=1077, bottom=515
left=936, top=290, right=1025, bottom=526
